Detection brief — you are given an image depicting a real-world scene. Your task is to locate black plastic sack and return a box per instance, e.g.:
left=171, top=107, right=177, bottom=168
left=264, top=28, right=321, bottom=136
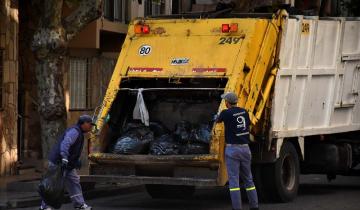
left=149, top=122, right=169, bottom=137
left=181, top=143, right=209, bottom=155
left=149, top=134, right=180, bottom=155
left=123, top=122, right=144, bottom=132
left=126, top=126, right=154, bottom=142
left=174, top=121, right=192, bottom=143
left=191, top=124, right=212, bottom=144
left=113, top=136, right=147, bottom=154
left=38, top=166, right=65, bottom=209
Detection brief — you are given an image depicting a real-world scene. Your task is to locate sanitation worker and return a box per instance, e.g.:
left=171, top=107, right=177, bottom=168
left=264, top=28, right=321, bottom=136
left=215, top=92, right=259, bottom=210
left=39, top=115, right=95, bottom=210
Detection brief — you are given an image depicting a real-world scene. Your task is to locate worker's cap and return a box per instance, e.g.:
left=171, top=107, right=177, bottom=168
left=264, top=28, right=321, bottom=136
left=78, top=115, right=96, bottom=125
left=221, top=92, right=238, bottom=104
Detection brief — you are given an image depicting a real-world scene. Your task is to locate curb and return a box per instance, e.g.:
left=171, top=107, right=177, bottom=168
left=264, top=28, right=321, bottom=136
left=6, top=184, right=143, bottom=209
left=0, top=204, right=7, bottom=210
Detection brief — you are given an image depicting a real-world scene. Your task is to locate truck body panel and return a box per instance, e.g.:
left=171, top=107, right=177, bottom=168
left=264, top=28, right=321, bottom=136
left=272, top=17, right=360, bottom=139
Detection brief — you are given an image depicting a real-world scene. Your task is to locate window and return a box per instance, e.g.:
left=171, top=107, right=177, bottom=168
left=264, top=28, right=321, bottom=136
left=145, top=0, right=164, bottom=16
left=104, top=0, right=129, bottom=23
left=0, top=49, right=3, bottom=109
left=69, top=58, right=91, bottom=110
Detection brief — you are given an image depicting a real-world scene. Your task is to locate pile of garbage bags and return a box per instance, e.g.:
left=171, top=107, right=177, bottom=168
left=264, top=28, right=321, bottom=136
left=111, top=121, right=211, bottom=155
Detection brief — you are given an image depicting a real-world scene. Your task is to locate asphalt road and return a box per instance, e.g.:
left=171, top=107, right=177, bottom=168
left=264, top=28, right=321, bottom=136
left=18, top=175, right=360, bottom=210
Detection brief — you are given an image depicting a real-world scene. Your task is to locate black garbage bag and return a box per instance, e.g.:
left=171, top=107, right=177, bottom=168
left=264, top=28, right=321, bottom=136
left=149, top=122, right=169, bottom=137
left=113, top=136, right=147, bottom=154
left=149, top=134, right=180, bottom=155
left=174, top=121, right=192, bottom=143
left=191, top=124, right=212, bottom=144
left=38, top=165, right=65, bottom=209
left=126, top=126, right=154, bottom=142
left=181, top=143, right=209, bottom=155
left=112, top=124, right=155, bottom=154
left=123, top=122, right=144, bottom=132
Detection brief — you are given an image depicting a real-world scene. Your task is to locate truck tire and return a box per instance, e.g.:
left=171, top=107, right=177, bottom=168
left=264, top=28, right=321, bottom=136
left=145, top=184, right=195, bottom=199
left=263, top=141, right=300, bottom=202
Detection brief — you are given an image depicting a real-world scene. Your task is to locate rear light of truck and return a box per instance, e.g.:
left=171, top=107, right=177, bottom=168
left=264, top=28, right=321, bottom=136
left=135, top=24, right=150, bottom=34
left=222, top=24, right=230, bottom=33
left=222, top=23, right=238, bottom=33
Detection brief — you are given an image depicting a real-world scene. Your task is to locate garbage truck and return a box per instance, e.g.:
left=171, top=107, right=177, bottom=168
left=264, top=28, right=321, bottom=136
left=85, top=10, right=360, bottom=202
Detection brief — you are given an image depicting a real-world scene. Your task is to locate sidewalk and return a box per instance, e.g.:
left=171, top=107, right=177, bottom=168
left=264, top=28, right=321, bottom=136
left=0, top=172, right=141, bottom=209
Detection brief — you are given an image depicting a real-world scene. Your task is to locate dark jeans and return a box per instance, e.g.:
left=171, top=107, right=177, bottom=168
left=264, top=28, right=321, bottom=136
left=225, top=145, right=258, bottom=209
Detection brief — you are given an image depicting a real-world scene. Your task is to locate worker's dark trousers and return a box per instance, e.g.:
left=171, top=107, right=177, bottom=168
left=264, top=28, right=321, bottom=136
left=225, top=145, right=258, bottom=210
left=41, top=162, right=85, bottom=208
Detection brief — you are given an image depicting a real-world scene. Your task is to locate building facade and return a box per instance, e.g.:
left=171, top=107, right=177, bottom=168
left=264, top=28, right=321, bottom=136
left=0, top=0, right=19, bottom=176
left=19, top=0, right=175, bottom=169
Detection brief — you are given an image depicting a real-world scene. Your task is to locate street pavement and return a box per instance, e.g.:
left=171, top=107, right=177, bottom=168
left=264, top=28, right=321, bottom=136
left=16, top=175, right=360, bottom=210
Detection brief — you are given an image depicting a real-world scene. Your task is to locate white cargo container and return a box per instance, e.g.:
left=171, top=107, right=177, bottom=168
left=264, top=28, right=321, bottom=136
left=274, top=17, right=360, bottom=138
left=254, top=16, right=360, bottom=202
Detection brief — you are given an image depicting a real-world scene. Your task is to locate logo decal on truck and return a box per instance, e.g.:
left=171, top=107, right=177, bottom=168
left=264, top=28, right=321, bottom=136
left=138, top=45, right=152, bottom=56
left=171, top=58, right=190, bottom=65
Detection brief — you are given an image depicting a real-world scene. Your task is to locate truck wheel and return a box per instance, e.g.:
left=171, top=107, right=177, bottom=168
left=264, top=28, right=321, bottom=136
left=263, top=141, right=300, bottom=202
left=145, top=184, right=195, bottom=199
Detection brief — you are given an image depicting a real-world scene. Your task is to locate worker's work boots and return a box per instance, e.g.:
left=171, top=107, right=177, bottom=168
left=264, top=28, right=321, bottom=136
left=75, top=203, right=92, bottom=210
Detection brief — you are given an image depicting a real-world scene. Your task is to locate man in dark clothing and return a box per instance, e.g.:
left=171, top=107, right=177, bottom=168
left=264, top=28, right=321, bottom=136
left=216, top=92, right=259, bottom=210
left=40, top=115, right=95, bottom=210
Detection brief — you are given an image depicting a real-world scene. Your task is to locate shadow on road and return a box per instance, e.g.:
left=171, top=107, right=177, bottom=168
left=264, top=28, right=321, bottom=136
left=299, top=183, right=360, bottom=196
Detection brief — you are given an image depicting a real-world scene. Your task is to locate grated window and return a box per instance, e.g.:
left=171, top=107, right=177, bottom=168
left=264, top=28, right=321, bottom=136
left=69, top=58, right=91, bottom=110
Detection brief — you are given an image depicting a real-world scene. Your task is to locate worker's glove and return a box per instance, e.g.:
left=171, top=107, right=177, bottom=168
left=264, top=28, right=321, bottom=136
left=75, top=159, right=82, bottom=170
left=61, top=158, right=68, bottom=171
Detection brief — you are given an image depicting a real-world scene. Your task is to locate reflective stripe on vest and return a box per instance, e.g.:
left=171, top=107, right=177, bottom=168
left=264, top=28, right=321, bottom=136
left=246, top=186, right=256, bottom=191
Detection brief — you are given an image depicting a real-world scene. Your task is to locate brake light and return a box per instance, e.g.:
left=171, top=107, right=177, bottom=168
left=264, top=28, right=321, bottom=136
left=230, top=23, right=238, bottom=32
left=222, top=23, right=238, bottom=33
left=222, top=24, right=230, bottom=33
left=142, top=25, right=150, bottom=34
left=134, top=24, right=151, bottom=34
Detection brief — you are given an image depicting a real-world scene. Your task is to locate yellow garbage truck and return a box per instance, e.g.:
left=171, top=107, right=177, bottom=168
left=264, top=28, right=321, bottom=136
left=86, top=11, right=360, bottom=202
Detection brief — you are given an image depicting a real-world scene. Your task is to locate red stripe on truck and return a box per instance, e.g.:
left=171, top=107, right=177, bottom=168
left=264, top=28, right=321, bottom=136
left=192, top=68, right=226, bottom=73
left=129, top=67, right=163, bottom=72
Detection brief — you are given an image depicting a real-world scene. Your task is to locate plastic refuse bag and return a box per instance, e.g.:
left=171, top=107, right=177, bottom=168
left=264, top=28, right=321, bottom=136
left=133, top=88, right=150, bottom=126
left=181, top=143, right=209, bottom=155
left=149, top=122, right=169, bottom=137
left=38, top=165, right=65, bottom=209
left=174, top=121, right=192, bottom=143
left=149, top=134, right=180, bottom=155
left=113, top=125, right=155, bottom=154
left=191, top=124, right=212, bottom=144
left=126, top=126, right=154, bottom=142
left=123, top=122, right=144, bottom=132
left=113, top=136, right=147, bottom=154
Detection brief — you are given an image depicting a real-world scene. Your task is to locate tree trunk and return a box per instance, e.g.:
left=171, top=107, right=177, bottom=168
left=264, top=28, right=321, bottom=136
left=34, top=55, right=67, bottom=159
left=31, top=0, right=102, bottom=158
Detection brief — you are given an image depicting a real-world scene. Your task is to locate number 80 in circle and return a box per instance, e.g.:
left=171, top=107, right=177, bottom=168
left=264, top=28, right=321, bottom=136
left=138, top=45, right=152, bottom=56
